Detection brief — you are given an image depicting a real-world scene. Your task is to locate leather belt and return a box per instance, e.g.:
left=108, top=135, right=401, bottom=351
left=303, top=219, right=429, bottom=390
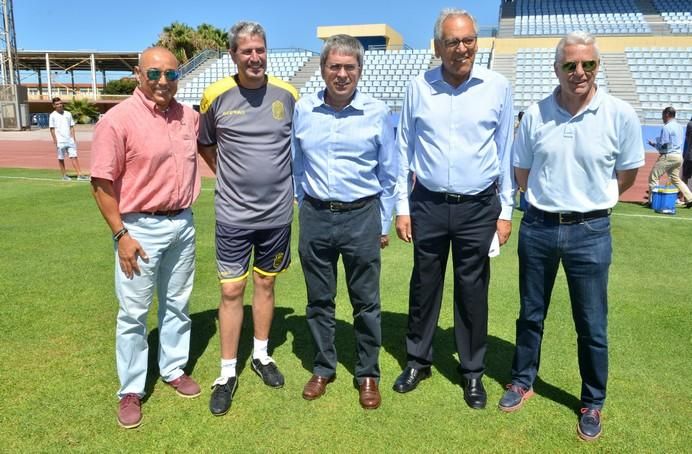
left=528, top=205, right=611, bottom=225
left=419, top=183, right=496, bottom=203
left=143, top=209, right=185, bottom=217
left=305, top=194, right=377, bottom=212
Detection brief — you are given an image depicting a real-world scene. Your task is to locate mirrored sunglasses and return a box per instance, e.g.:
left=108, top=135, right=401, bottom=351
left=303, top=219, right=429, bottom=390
left=560, top=60, right=598, bottom=73
left=145, top=68, right=181, bottom=81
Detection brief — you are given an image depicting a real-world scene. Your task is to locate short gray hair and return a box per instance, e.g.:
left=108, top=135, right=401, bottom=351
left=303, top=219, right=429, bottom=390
left=554, top=31, right=600, bottom=62
left=433, top=8, right=478, bottom=41
left=320, top=34, right=364, bottom=69
left=228, top=21, right=266, bottom=52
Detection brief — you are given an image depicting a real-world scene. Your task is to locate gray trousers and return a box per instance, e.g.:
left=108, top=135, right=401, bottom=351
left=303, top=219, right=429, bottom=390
left=298, top=199, right=382, bottom=383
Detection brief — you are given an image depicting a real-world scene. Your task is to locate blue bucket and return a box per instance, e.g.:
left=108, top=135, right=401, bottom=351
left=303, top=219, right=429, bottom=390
left=651, top=185, right=678, bottom=214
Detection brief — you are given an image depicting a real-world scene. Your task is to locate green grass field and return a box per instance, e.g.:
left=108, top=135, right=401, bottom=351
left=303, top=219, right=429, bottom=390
left=1, top=168, right=690, bottom=452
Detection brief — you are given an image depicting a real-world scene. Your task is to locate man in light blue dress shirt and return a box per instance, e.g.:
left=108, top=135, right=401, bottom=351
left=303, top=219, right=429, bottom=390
left=498, top=31, right=644, bottom=442
left=292, top=34, right=398, bottom=410
left=646, top=106, right=692, bottom=207
left=392, top=8, right=515, bottom=410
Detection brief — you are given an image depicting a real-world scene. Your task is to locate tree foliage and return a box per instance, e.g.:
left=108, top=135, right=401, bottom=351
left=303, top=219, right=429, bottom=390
left=156, top=22, right=227, bottom=64
left=65, top=98, right=100, bottom=124
left=102, top=78, right=138, bottom=95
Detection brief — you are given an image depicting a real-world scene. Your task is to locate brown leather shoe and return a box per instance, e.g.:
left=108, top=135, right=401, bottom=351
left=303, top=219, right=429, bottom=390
left=302, top=374, right=335, bottom=400
left=359, top=377, right=381, bottom=410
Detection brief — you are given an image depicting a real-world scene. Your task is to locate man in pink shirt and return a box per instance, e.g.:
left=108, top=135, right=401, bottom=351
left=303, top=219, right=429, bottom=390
left=90, top=47, right=202, bottom=429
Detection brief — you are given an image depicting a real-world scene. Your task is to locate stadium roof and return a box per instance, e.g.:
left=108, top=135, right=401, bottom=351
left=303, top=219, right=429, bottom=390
left=17, top=50, right=139, bottom=73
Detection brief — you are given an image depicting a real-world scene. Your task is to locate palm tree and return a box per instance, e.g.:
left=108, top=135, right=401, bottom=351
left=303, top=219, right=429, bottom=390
left=65, top=99, right=100, bottom=124
left=196, top=23, right=228, bottom=50
left=157, top=22, right=197, bottom=63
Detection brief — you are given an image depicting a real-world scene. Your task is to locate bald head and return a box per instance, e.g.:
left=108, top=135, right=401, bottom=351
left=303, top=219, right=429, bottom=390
left=135, top=47, right=180, bottom=110
left=139, top=46, right=178, bottom=67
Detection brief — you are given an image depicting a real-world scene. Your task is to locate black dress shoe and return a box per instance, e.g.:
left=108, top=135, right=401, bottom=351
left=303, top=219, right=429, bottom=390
left=463, top=377, right=487, bottom=409
left=392, top=366, right=431, bottom=393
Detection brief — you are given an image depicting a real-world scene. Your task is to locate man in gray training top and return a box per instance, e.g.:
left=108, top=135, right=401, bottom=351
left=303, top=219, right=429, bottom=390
left=198, top=20, right=298, bottom=416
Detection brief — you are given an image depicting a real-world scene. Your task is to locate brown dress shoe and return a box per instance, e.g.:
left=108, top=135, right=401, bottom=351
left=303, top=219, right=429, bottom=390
left=302, top=374, right=335, bottom=400
left=359, top=377, right=381, bottom=410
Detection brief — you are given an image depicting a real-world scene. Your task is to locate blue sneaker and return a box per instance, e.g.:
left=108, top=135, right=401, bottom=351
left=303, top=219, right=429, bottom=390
left=498, top=384, right=534, bottom=412
left=577, top=407, right=602, bottom=441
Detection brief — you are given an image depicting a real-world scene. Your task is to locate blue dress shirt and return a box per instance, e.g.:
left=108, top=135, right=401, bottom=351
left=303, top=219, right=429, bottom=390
left=292, top=89, right=399, bottom=234
left=396, top=65, right=515, bottom=220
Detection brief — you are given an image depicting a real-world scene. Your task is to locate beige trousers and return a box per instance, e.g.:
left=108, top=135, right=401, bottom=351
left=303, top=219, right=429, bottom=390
left=648, top=153, right=692, bottom=202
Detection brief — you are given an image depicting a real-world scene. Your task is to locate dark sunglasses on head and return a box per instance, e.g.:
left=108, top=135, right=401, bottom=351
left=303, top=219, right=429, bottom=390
left=560, top=60, right=598, bottom=73
left=145, top=68, right=181, bottom=81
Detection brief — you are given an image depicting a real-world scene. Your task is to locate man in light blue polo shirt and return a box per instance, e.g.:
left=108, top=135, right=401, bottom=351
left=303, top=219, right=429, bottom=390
left=647, top=106, right=692, bottom=208
left=292, top=34, right=398, bottom=410
left=498, top=31, right=644, bottom=442
left=393, top=8, right=514, bottom=410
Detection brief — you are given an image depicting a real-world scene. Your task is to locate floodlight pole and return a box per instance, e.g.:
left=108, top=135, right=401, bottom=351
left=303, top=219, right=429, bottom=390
left=1, top=0, right=21, bottom=130
left=1, top=0, right=18, bottom=85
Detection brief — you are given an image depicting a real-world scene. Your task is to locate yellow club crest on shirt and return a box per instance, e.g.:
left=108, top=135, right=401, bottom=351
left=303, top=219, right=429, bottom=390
left=271, top=100, right=285, bottom=121
left=272, top=252, right=285, bottom=269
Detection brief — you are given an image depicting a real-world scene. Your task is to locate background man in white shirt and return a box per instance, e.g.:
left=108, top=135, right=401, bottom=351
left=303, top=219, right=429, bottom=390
left=49, top=97, right=88, bottom=181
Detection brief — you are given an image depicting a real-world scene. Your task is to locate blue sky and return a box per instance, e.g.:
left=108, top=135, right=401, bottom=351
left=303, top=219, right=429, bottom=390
left=14, top=0, right=502, bottom=52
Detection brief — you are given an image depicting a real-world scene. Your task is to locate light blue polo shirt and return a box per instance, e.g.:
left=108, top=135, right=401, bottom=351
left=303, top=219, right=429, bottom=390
left=513, top=86, right=644, bottom=213
left=654, top=119, right=684, bottom=154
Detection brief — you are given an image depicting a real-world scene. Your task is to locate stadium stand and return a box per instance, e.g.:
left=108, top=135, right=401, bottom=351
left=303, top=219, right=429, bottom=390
left=177, top=50, right=313, bottom=103
left=514, top=47, right=609, bottom=112
left=178, top=48, right=490, bottom=112
left=513, top=0, right=651, bottom=36
left=625, top=46, right=692, bottom=121
left=652, top=0, right=692, bottom=34
left=167, top=3, right=691, bottom=124
left=300, top=48, right=492, bottom=112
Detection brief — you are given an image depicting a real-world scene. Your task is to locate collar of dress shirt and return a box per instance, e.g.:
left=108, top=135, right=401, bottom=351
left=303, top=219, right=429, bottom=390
left=133, top=87, right=178, bottom=115
left=426, top=64, right=487, bottom=93
left=316, top=87, right=365, bottom=111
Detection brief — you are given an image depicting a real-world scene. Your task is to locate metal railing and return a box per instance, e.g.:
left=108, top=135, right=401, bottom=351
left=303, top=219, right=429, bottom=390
left=179, top=49, right=223, bottom=78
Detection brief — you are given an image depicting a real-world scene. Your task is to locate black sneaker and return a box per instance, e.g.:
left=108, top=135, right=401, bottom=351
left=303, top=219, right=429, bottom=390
left=577, top=407, right=602, bottom=441
left=251, top=358, right=285, bottom=388
left=209, top=376, right=238, bottom=416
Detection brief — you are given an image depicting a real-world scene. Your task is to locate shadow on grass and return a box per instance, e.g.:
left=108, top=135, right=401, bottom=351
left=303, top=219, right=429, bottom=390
left=283, top=309, right=362, bottom=384
left=143, top=305, right=299, bottom=398
left=141, top=303, right=581, bottom=412
left=379, top=309, right=581, bottom=412
left=143, top=308, right=218, bottom=399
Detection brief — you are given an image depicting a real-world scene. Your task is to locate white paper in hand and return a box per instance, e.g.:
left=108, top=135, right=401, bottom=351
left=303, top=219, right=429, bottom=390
left=488, top=232, right=500, bottom=258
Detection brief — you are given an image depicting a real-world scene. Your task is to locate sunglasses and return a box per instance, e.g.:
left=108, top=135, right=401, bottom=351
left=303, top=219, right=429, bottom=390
left=145, top=68, right=181, bottom=82
left=560, top=60, right=598, bottom=73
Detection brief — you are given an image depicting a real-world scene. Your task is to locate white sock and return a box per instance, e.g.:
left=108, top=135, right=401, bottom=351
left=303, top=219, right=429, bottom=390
left=220, top=358, right=237, bottom=379
left=253, top=337, right=270, bottom=363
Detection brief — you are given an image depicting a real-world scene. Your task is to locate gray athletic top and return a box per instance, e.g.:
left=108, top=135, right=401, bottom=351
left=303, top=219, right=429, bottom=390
left=199, top=75, right=298, bottom=228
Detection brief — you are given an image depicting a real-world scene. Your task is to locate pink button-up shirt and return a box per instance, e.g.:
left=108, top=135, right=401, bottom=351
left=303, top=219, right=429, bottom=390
left=91, top=88, right=201, bottom=213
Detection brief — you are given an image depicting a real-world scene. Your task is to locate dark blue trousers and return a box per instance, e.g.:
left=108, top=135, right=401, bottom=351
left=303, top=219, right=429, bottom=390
left=298, top=199, right=382, bottom=383
left=511, top=207, right=612, bottom=408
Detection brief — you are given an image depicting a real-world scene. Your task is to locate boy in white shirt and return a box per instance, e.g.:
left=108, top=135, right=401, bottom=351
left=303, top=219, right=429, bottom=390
left=49, top=97, right=88, bottom=180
